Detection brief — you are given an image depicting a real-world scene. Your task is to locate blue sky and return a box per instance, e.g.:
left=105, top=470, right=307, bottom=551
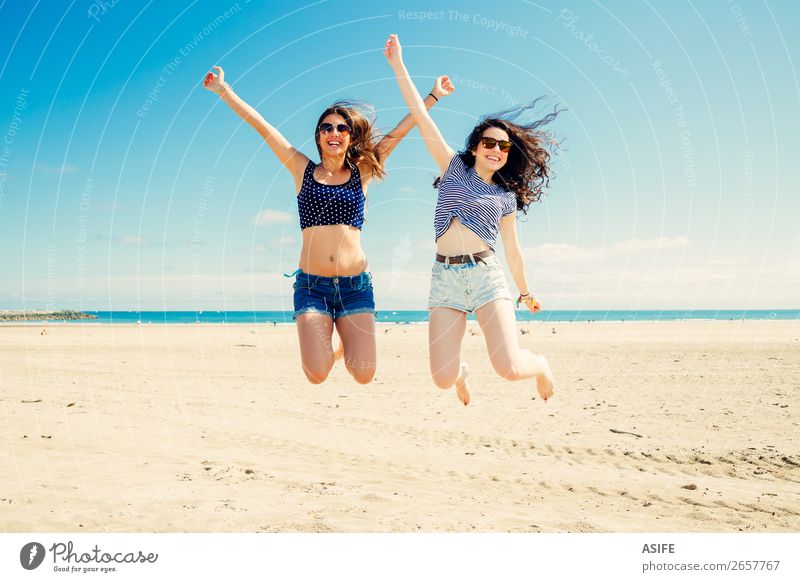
left=1, top=0, right=798, bottom=310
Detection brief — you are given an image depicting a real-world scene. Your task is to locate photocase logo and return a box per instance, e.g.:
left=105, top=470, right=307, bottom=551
left=20, top=542, right=46, bottom=570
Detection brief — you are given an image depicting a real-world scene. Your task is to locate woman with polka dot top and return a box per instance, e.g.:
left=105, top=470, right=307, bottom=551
left=387, top=34, right=564, bottom=406
left=203, top=64, right=454, bottom=384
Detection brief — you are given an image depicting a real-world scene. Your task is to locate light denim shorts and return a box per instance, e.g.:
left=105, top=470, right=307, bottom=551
left=428, top=254, right=512, bottom=313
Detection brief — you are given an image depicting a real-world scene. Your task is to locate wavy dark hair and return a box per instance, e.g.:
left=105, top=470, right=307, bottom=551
left=437, top=97, right=565, bottom=214
left=314, top=100, right=385, bottom=180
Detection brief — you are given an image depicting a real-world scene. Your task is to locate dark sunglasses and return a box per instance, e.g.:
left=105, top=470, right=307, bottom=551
left=318, top=122, right=351, bottom=134
left=480, top=137, right=512, bottom=152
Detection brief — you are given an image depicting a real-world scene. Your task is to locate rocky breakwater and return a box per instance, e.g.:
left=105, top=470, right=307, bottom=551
left=0, top=310, right=98, bottom=321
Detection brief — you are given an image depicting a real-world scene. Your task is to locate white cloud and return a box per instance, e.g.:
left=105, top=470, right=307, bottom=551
left=37, top=163, right=79, bottom=175
left=119, top=235, right=146, bottom=246
left=251, top=209, right=293, bottom=226
left=7, top=258, right=799, bottom=310
left=9, top=236, right=796, bottom=310
left=412, top=239, right=436, bottom=252
left=524, top=236, right=689, bottom=263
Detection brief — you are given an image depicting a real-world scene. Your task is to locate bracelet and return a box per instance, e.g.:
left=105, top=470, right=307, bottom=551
left=216, top=82, right=229, bottom=97
left=428, top=92, right=439, bottom=102
left=516, top=292, right=535, bottom=307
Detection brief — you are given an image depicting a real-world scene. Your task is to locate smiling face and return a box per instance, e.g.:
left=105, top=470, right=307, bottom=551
left=316, top=112, right=351, bottom=158
left=472, top=126, right=511, bottom=175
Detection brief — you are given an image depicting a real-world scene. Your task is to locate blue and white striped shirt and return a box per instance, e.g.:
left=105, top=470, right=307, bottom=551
left=434, top=154, right=517, bottom=248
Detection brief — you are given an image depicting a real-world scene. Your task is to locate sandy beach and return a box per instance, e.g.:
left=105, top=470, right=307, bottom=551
left=1, top=320, right=798, bottom=533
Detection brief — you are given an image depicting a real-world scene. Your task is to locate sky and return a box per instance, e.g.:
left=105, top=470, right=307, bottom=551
left=0, top=0, right=798, bottom=310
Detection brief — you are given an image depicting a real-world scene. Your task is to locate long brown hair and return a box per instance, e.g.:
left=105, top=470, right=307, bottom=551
left=439, top=97, right=565, bottom=214
left=314, top=100, right=385, bottom=180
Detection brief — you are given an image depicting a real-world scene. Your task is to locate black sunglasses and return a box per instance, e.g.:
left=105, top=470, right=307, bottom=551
left=318, top=122, right=351, bottom=134
left=480, top=137, right=512, bottom=152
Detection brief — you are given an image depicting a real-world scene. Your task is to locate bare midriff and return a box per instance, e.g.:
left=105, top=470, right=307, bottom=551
left=299, top=224, right=367, bottom=277
left=435, top=216, right=492, bottom=256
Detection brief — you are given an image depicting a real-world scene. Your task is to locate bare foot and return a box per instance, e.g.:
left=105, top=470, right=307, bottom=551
left=455, top=363, right=470, bottom=406
left=333, top=341, right=344, bottom=362
left=534, top=355, right=555, bottom=402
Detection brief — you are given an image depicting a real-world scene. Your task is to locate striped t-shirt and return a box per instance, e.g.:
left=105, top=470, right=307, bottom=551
left=434, top=154, right=517, bottom=248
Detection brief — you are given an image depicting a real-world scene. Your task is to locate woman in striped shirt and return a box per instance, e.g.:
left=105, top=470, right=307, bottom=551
left=386, top=34, right=561, bottom=406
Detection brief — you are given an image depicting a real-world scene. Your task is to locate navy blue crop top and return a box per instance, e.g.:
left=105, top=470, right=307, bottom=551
left=297, top=161, right=365, bottom=230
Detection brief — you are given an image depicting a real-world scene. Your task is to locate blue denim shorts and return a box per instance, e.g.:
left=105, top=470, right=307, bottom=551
left=428, top=254, right=512, bottom=313
left=291, top=270, right=375, bottom=320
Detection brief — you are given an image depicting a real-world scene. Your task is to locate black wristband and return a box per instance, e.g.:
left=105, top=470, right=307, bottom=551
left=428, top=92, right=439, bottom=102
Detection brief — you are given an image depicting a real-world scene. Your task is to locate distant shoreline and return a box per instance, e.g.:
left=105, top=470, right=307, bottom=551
left=0, top=309, right=798, bottom=324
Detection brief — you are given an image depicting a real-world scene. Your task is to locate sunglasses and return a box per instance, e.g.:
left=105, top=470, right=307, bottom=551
left=318, top=122, right=351, bottom=134
left=480, top=137, right=512, bottom=152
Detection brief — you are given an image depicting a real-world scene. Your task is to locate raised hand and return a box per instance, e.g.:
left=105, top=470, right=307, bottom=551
left=384, top=34, right=403, bottom=68
left=527, top=296, right=542, bottom=314
left=517, top=294, right=541, bottom=314
left=202, top=65, right=225, bottom=94
left=431, top=75, right=455, bottom=99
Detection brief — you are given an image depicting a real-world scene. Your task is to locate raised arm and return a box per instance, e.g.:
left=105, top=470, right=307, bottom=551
left=374, top=75, right=455, bottom=163
left=384, top=35, right=455, bottom=173
left=203, top=66, right=309, bottom=185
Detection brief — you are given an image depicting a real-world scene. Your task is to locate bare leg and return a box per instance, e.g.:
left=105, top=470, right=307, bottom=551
left=475, top=299, right=554, bottom=401
left=429, top=307, right=470, bottom=404
left=335, top=313, right=376, bottom=384
left=295, top=312, right=336, bottom=384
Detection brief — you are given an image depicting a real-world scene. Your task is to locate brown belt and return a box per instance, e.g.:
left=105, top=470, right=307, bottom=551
left=435, top=249, right=494, bottom=265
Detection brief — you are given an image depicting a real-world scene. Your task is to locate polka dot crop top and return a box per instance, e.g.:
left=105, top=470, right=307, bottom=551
left=297, top=160, right=365, bottom=230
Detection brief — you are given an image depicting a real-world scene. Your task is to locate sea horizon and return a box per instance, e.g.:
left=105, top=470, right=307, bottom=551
left=2, top=309, right=799, bottom=324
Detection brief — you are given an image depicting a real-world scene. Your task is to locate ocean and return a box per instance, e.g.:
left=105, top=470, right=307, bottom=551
left=38, top=309, right=800, bottom=324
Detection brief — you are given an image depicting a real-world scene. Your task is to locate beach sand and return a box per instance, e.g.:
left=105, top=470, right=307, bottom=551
left=1, top=321, right=798, bottom=532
